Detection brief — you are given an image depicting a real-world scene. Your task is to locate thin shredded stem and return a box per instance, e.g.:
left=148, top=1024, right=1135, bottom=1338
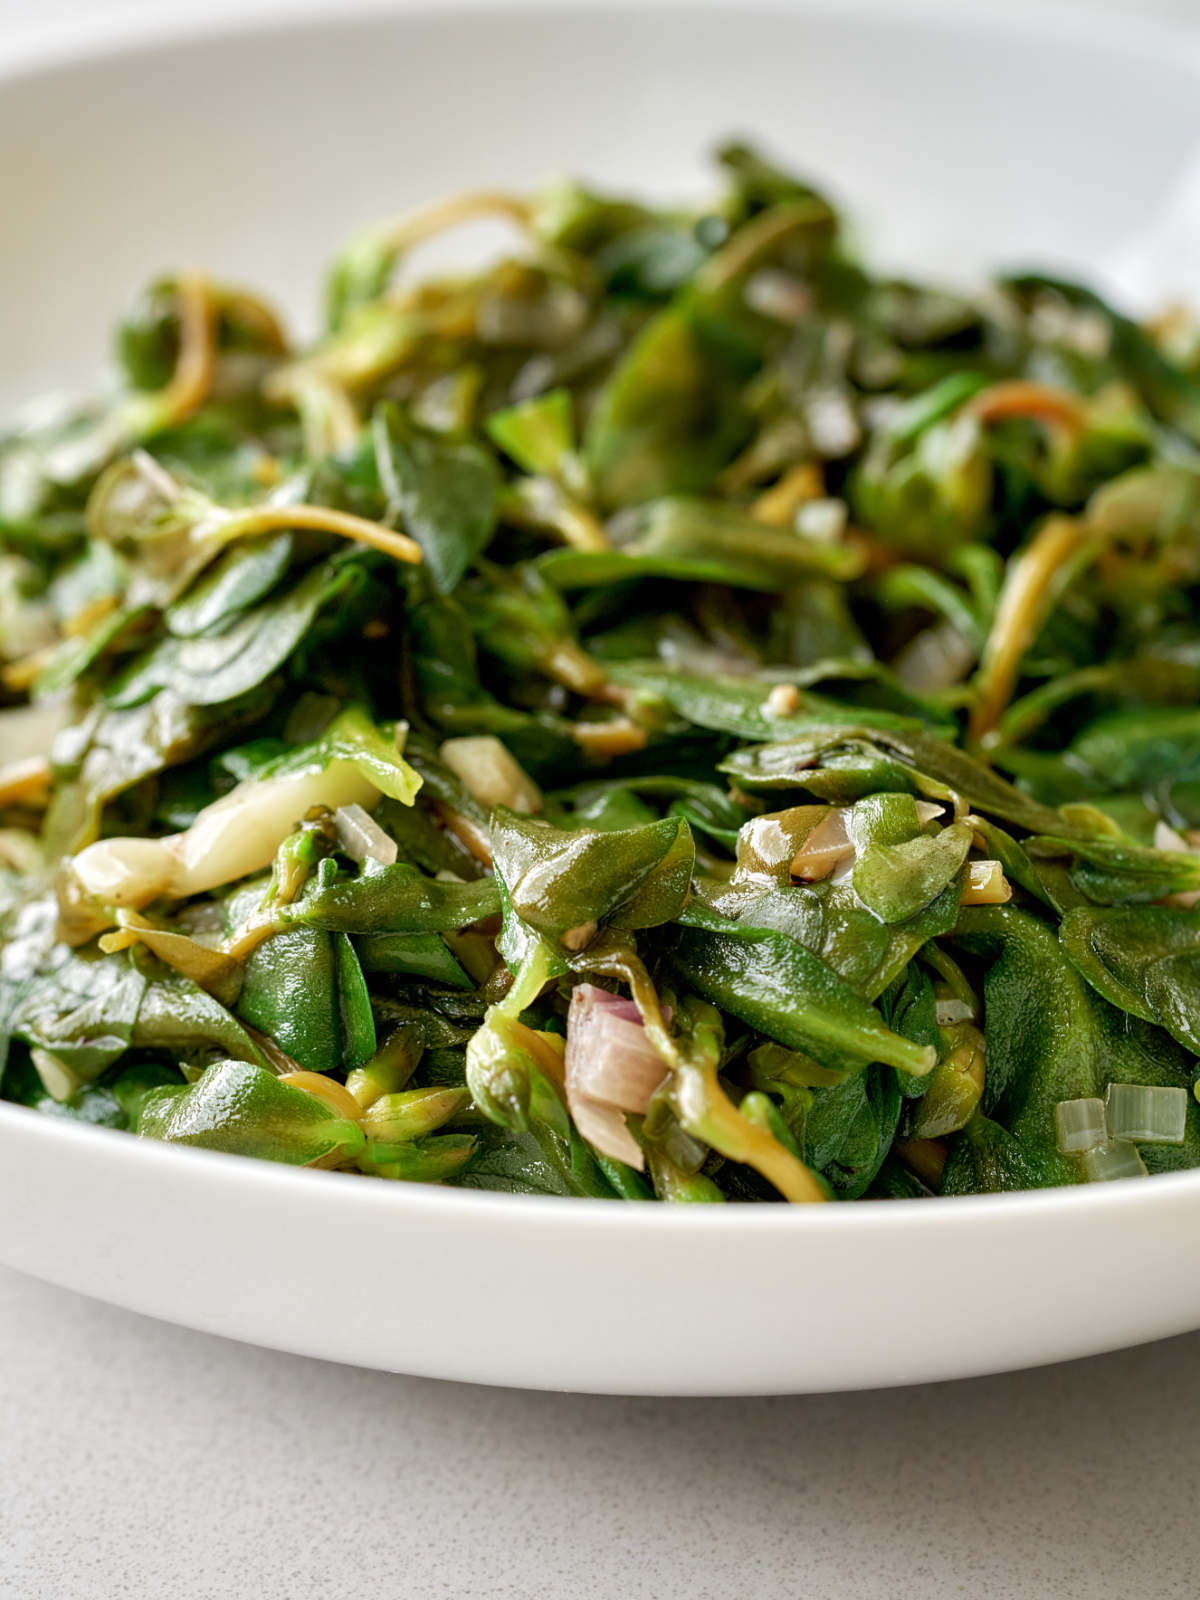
left=699, top=198, right=833, bottom=291
left=967, top=380, right=1087, bottom=434
left=751, top=461, right=824, bottom=525
left=158, top=271, right=218, bottom=428
left=372, top=190, right=534, bottom=269
left=210, top=285, right=289, bottom=353
left=969, top=515, right=1092, bottom=743
left=208, top=503, right=423, bottom=566
left=280, top=1070, right=364, bottom=1122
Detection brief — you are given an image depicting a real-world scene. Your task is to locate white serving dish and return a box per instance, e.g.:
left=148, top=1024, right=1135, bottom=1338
left=3, top=0, right=1200, bottom=1395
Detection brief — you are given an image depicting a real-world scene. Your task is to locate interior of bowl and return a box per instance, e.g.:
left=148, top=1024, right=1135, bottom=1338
left=5, top=0, right=1200, bottom=1228
left=2, top=0, right=1200, bottom=409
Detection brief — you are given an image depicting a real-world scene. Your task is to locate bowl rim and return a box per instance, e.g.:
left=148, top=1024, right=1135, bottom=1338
left=6, top=1097, right=1200, bottom=1231
left=4, top=0, right=1200, bottom=1234
left=2, top=0, right=1200, bottom=85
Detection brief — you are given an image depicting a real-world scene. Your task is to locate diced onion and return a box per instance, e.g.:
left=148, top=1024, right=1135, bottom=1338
left=439, top=735, right=542, bottom=815
left=961, top=859, right=1011, bottom=904
left=1055, top=1096, right=1107, bottom=1154
left=1154, top=821, right=1191, bottom=854
left=334, top=802, right=399, bottom=866
left=761, top=683, right=800, bottom=718
left=744, top=268, right=812, bottom=324
left=30, top=1048, right=80, bottom=1104
left=791, top=807, right=854, bottom=880
left=794, top=497, right=847, bottom=542
left=1081, top=1140, right=1148, bottom=1182
left=935, top=997, right=976, bottom=1027
left=1153, top=822, right=1200, bottom=908
left=895, top=621, right=975, bottom=693
left=1104, top=1082, right=1187, bottom=1145
left=564, top=984, right=670, bottom=1169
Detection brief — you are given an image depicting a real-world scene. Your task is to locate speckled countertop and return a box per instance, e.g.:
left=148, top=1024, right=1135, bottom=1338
left=0, top=1268, right=1196, bottom=1599
left=3, top=3, right=1200, bottom=1596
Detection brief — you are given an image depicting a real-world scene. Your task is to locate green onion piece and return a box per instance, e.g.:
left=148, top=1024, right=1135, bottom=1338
left=1081, top=1140, right=1148, bottom=1182
left=1104, top=1082, right=1188, bottom=1145
left=1054, top=1097, right=1108, bottom=1154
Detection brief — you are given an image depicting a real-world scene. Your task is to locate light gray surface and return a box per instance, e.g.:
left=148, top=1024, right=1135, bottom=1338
left=0, top=1265, right=1197, bottom=1599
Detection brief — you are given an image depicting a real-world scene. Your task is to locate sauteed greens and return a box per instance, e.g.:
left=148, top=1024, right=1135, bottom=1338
left=6, top=144, right=1200, bottom=1203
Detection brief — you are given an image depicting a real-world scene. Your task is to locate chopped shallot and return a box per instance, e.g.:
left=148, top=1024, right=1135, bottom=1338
left=564, top=984, right=670, bottom=1169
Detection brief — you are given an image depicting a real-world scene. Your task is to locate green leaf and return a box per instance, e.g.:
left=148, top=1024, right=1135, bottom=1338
left=106, top=557, right=364, bottom=709
left=355, top=932, right=473, bottom=989
left=138, top=1058, right=364, bottom=1166
left=612, top=664, right=930, bottom=744
left=1065, top=707, right=1200, bottom=792
left=491, top=809, right=694, bottom=938
left=486, top=390, right=575, bottom=477
left=950, top=904, right=1200, bottom=1170
left=720, top=724, right=1067, bottom=832
left=941, top=1113, right=1080, bottom=1195
left=263, top=705, right=421, bottom=805
left=13, top=950, right=147, bottom=1082
left=583, top=297, right=756, bottom=507
left=371, top=403, right=498, bottom=593
left=804, top=1067, right=901, bottom=1198
left=165, top=532, right=294, bottom=637
left=1060, top=905, right=1200, bottom=1054
left=132, top=971, right=272, bottom=1070
left=236, top=924, right=341, bottom=1073
left=335, top=932, right=377, bottom=1070
left=1025, top=832, right=1200, bottom=905
left=282, top=857, right=500, bottom=934
left=663, top=904, right=936, bottom=1076
left=853, top=820, right=972, bottom=924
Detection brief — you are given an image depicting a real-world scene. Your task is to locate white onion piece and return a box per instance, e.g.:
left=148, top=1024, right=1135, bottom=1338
left=1155, top=821, right=1191, bottom=854
left=1105, top=1082, right=1187, bottom=1145
left=790, top=807, right=854, bottom=880
left=961, top=859, right=1011, bottom=904
left=794, top=497, right=847, bottom=542
left=1153, top=822, right=1200, bottom=907
left=935, top=997, right=976, bottom=1027
left=564, top=984, right=669, bottom=1170
left=743, top=268, right=811, bottom=324
left=1055, top=1096, right=1107, bottom=1154
left=1081, top=1140, right=1147, bottom=1182
left=789, top=799, right=944, bottom=885
left=440, top=735, right=542, bottom=814
left=30, top=1048, right=79, bottom=1104
left=895, top=621, right=975, bottom=693
left=71, top=758, right=378, bottom=910
left=334, top=802, right=398, bottom=866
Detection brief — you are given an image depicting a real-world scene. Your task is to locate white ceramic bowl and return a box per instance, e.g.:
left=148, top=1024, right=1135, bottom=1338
left=4, top=0, right=1200, bottom=1395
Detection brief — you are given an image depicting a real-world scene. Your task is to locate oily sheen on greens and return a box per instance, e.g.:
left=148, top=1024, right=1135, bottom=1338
left=5, top=143, right=1200, bottom=1203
